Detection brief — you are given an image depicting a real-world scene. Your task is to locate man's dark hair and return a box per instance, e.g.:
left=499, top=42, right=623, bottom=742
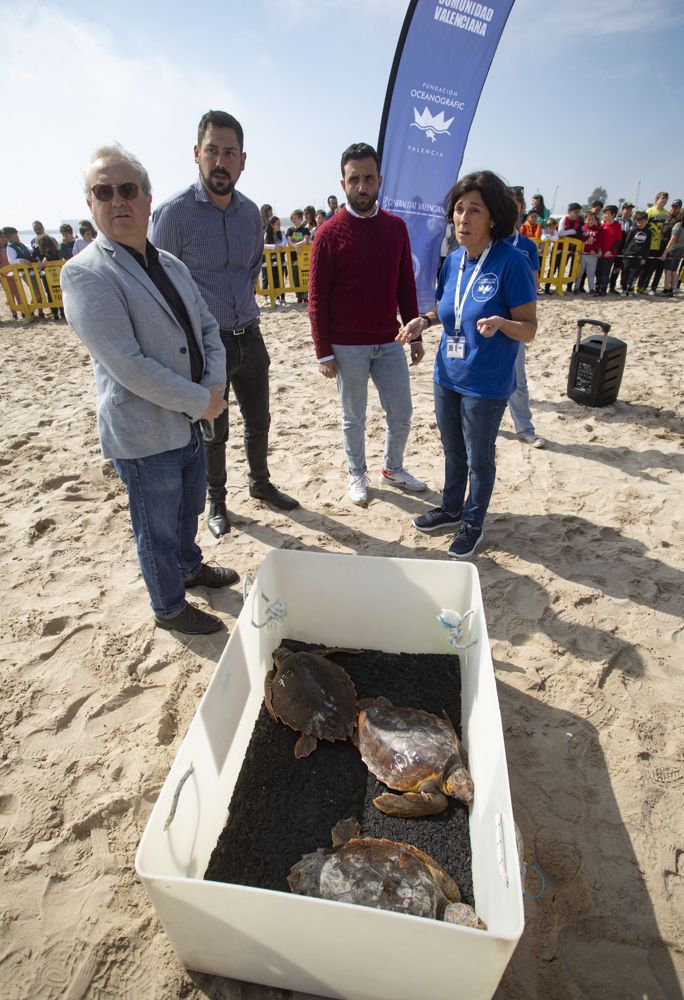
left=604, top=204, right=618, bottom=215
left=340, top=142, right=380, bottom=176
left=591, top=199, right=604, bottom=210
left=445, top=170, right=518, bottom=241
left=568, top=202, right=582, bottom=212
left=2, top=227, right=18, bottom=238
left=60, top=223, right=74, bottom=234
left=197, top=110, right=244, bottom=150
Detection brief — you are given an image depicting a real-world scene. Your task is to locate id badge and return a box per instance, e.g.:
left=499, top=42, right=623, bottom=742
left=447, top=337, right=466, bottom=359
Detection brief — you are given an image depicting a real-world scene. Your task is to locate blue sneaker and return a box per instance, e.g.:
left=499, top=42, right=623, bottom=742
left=448, top=524, right=484, bottom=559
left=412, top=507, right=461, bottom=533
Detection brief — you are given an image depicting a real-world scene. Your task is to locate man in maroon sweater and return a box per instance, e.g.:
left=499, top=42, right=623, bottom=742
left=308, top=142, right=426, bottom=506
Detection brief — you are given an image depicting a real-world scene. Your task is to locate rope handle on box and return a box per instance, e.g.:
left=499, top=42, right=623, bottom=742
left=164, top=764, right=194, bottom=831
left=437, top=608, right=478, bottom=650
left=243, top=574, right=288, bottom=630
left=496, top=815, right=546, bottom=899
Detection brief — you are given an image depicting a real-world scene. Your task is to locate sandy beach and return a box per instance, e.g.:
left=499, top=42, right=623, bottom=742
left=1, top=292, right=682, bottom=999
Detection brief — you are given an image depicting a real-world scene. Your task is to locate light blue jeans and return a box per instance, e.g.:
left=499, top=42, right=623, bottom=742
left=332, top=341, right=412, bottom=475
left=507, top=344, right=536, bottom=438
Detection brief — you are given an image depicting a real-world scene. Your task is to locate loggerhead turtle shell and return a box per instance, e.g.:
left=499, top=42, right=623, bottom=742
left=288, top=836, right=460, bottom=921
left=269, top=649, right=357, bottom=743
left=358, top=701, right=460, bottom=791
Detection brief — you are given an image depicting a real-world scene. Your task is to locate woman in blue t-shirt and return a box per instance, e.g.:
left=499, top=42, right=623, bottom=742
left=398, top=171, right=537, bottom=558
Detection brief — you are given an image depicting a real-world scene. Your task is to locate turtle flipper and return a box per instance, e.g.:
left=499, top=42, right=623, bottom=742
left=373, top=789, right=448, bottom=817
left=294, top=732, right=318, bottom=758
left=331, top=816, right=361, bottom=847
left=264, top=669, right=278, bottom=721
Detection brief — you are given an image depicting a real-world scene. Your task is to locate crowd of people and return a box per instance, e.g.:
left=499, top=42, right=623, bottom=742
left=514, top=191, right=682, bottom=298
left=0, top=219, right=98, bottom=319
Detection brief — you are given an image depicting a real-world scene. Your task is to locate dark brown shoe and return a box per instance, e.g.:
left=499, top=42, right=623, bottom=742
left=185, top=564, right=239, bottom=589
left=155, top=602, right=224, bottom=634
left=249, top=482, right=299, bottom=510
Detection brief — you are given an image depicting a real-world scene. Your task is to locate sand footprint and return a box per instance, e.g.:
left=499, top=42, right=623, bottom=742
left=39, top=474, right=81, bottom=492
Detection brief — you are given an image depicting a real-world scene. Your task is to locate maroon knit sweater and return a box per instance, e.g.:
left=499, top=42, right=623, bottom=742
left=308, top=208, right=419, bottom=359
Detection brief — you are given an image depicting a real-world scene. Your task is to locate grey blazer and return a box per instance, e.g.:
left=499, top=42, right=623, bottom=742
left=61, top=233, right=226, bottom=459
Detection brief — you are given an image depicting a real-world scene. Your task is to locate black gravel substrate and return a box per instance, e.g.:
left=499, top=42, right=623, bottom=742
left=205, top=639, right=473, bottom=907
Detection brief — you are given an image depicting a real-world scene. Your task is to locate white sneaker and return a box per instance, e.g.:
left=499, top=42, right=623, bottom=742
left=348, top=472, right=369, bottom=505
left=379, top=467, right=427, bottom=492
left=518, top=433, right=544, bottom=449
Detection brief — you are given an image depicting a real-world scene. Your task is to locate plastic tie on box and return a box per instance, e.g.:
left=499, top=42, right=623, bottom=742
left=243, top=575, right=288, bottom=630
left=437, top=608, right=478, bottom=650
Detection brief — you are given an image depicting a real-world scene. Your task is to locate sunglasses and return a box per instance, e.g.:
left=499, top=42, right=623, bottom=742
left=90, top=182, right=139, bottom=202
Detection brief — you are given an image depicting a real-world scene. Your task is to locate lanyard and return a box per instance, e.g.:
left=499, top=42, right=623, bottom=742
left=512, top=232, right=519, bottom=247
left=454, top=241, right=493, bottom=333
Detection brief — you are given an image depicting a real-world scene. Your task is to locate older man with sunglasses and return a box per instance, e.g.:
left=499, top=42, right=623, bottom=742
left=61, top=142, right=239, bottom=635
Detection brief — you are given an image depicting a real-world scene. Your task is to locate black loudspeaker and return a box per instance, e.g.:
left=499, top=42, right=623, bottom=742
left=567, top=318, right=627, bottom=407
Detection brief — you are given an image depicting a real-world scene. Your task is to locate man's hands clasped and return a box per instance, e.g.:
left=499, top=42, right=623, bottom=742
left=200, top=384, right=228, bottom=421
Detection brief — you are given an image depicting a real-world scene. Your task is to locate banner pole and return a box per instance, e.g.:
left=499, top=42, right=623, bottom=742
left=377, top=0, right=419, bottom=164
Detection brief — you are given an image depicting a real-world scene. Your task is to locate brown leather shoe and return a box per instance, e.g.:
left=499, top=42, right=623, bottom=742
left=155, top=602, right=224, bottom=634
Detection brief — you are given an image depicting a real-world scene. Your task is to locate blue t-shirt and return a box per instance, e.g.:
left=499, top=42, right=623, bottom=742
left=434, top=240, right=537, bottom=399
left=505, top=232, right=540, bottom=273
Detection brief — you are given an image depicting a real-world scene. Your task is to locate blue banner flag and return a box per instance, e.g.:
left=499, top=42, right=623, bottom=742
left=378, top=0, right=515, bottom=310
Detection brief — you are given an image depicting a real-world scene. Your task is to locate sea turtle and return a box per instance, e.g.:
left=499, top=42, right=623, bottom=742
left=288, top=818, right=486, bottom=928
left=264, top=645, right=358, bottom=758
left=357, top=697, right=474, bottom=816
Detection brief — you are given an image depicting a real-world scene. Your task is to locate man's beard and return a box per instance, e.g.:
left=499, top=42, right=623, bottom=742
left=347, top=190, right=377, bottom=215
left=202, top=167, right=235, bottom=197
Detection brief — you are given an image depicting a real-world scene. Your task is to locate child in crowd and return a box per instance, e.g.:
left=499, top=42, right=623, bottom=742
left=541, top=217, right=559, bottom=294
left=286, top=210, right=311, bottom=302
left=609, top=202, right=635, bottom=292
left=573, top=212, right=601, bottom=294
left=596, top=205, right=622, bottom=296
left=661, top=210, right=684, bottom=296
left=620, top=212, right=651, bottom=296
left=264, top=217, right=287, bottom=304
left=521, top=210, right=541, bottom=239
left=36, top=234, right=64, bottom=320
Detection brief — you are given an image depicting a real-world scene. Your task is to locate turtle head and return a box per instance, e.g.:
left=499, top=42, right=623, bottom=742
left=444, top=757, right=474, bottom=808
left=272, top=645, right=292, bottom=667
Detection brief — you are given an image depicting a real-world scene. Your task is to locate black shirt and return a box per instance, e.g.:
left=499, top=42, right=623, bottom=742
left=119, top=240, right=203, bottom=383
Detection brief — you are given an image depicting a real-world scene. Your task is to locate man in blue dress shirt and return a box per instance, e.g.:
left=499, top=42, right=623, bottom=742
left=152, top=110, right=299, bottom=538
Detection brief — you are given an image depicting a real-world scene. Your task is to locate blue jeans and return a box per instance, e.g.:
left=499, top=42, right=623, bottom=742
left=507, top=344, right=535, bottom=438
left=434, top=383, right=507, bottom=528
left=333, top=341, right=412, bottom=475
left=113, top=424, right=206, bottom=619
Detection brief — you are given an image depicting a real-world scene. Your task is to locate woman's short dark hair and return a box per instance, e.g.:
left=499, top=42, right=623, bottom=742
left=444, top=171, right=518, bottom=240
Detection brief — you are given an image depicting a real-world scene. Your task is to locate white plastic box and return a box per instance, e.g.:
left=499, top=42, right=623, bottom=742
left=136, top=550, right=523, bottom=1000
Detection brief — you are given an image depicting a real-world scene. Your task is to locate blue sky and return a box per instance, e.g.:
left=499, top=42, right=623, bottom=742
left=3, top=0, right=683, bottom=229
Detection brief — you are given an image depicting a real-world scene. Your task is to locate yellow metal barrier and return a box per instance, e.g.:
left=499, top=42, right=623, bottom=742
left=1, top=260, right=65, bottom=320
left=256, top=245, right=311, bottom=308
left=532, top=237, right=582, bottom=295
